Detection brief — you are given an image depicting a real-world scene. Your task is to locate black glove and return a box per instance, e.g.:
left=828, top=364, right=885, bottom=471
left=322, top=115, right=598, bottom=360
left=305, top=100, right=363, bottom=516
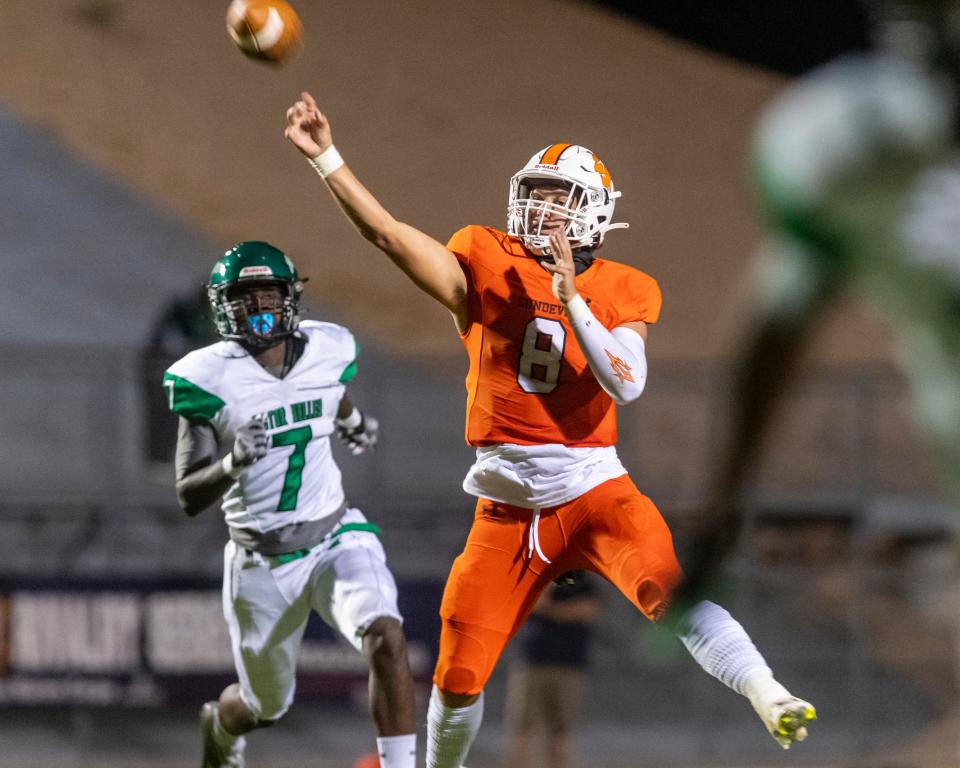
left=336, top=410, right=379, bottom=455
left=232, top=416, right=268, bottom=466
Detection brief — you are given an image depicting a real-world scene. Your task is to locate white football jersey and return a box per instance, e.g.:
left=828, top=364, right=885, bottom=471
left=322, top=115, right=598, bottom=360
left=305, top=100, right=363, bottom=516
left=163, top=320, right=358, bottom=533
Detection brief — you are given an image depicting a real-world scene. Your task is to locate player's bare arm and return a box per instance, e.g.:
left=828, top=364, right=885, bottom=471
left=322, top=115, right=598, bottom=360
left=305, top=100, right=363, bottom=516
left=175, top=416, right=267, bottom=516
left=541, top=230, right=649, bottom=404
left=284, top=91, right=469, bottom=330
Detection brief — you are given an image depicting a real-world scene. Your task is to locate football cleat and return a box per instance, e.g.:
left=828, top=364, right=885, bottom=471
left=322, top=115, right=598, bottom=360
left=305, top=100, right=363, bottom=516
left=756, top=696, right=817, bottom=749
left=200, top=701, right=247, bottom=768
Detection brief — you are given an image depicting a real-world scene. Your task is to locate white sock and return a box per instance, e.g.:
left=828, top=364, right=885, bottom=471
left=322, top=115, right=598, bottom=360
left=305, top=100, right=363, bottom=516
left=676, top=600, right=786, bottom=697
left=743, top=670, right=794, bottom=713
left=377, top=733, right=416, bottom=768
left=426, top=685, right=484, bottom=768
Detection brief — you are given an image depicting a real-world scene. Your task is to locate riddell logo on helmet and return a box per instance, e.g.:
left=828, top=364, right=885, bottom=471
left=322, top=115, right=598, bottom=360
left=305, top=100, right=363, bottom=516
left=536, top=164, right=561, bottom=171
left=239, top=266, right=274, bottom=278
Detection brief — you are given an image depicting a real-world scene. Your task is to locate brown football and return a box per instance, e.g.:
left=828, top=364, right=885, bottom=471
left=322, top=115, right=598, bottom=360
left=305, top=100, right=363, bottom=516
left=226, top=0, right=302, bottom=65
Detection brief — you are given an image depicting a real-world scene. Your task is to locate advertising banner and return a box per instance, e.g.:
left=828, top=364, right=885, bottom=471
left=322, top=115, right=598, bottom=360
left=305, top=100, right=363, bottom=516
left=0, top=578, right=442, bottom=706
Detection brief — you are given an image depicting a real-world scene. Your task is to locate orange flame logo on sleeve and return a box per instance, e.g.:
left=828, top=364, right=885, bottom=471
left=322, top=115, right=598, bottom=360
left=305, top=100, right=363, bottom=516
left=605, top=349, right=634, bottom=383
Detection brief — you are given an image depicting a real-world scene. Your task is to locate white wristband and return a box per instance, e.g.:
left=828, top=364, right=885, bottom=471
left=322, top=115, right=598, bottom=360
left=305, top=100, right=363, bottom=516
left=336, top=407, right=363, bottom=429
left=221, top=452, right=243, bottom=479
left=565, top=294, right=593, bottom=325
left=307, top=144, right=345, bottom=178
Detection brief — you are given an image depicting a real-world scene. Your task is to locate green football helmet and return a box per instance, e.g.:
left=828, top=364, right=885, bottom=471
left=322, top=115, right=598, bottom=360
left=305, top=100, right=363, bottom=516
left=208, top=241, right=304, bottom=348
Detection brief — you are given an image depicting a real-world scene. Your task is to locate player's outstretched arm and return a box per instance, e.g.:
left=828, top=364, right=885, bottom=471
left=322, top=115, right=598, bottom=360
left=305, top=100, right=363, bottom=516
left=542, top=231, right=648, bottom=404
left=284, top=91, right=469, bottom=329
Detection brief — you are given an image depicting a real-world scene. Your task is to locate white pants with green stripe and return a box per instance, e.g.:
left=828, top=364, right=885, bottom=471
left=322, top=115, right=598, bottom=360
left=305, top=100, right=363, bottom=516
left=222, top=507, right=402, bottom=720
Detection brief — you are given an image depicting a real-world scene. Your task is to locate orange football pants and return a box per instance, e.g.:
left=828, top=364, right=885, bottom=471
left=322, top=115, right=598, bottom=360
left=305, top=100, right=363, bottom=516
left=433, top=474, right=683, bottom=695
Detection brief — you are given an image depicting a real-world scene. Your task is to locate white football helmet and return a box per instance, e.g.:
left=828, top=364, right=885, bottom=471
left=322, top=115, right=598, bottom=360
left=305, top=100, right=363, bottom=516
left=507, top=143, right=629, bottom=251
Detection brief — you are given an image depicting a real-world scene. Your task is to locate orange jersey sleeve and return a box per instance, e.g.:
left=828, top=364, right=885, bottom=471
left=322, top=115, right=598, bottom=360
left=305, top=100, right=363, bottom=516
left=446, top=225, right=661, bottom=448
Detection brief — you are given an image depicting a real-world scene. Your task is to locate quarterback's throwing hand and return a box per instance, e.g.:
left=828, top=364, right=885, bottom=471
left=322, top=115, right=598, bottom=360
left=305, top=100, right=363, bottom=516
left=232, top=417, right=269, bottom=467
left=542, top=230, right=578, bottom=304
left=337, top=411, right=379, bottom=455
left=284, top=90, right=332, bottom=158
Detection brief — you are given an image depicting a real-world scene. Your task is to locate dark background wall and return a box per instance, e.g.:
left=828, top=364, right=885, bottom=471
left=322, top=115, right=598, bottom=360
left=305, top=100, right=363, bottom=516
left=595, top=0, right=871, bottom=74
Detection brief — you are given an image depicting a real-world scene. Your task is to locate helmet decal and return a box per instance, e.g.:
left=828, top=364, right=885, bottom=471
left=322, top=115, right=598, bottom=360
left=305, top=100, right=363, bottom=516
left=592, top=153, right=612, bottom=190
left=539, top=143, right=573, bottom=166
left=239, top=265, right=274, bottom=278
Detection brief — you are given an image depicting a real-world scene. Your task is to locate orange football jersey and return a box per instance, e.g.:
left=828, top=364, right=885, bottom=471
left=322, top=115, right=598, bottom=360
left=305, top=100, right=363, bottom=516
left=448, top=225, right=661, bottom=447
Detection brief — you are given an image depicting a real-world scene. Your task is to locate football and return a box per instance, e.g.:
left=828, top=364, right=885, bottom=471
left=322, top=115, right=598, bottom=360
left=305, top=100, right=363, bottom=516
left=226, top=0, right=302, bottom=65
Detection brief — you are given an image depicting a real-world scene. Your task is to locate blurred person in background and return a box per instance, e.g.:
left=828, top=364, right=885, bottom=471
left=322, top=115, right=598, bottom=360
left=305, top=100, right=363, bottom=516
left=677, top=0, right=960, bottom=606
left=283, top=95, right=816, bottom=768
left=503, top=571, right=600, bottom=768
left=141, top=283, right=218, bottom=464
left=164, top=241, right=416, bottom=768
left=148, top=283, right=219, bottom=357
